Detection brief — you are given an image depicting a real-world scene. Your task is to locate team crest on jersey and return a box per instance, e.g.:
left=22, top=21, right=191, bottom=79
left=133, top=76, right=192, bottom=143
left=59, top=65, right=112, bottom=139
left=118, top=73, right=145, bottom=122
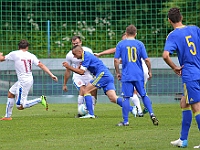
left=78, top=81, right=82, bottom=85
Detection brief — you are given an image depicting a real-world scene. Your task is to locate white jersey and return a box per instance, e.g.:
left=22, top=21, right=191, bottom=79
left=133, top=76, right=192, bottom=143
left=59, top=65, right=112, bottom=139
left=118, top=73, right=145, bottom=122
left=66, top=46, right=93, bottom=80
left=5, top=50, right=39, bottom=81
left=5, top=50, right=40, bottom=106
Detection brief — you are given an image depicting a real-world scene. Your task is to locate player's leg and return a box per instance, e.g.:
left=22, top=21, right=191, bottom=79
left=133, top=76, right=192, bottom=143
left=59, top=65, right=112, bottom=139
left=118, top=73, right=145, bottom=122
left=115, top=81, right=133, bottom=126
left=135, top=80, right=158, bottom=125
left=16, top=80, right=46, bottom=110
left=1, top=81, right=19, bottom=120
left=104, top=82, right=136, bottom=117
left=80, top=83, right=97, bottom=118
left=172, top=81, right=200, bottom=148
left=130, top=90, right=143, bottom=116
left=90, top=89, right=97, bottom=111
left=170, top=96, right=190, bottom=148
left=73, top=78, right=85, bottom=107
left=84, top=76, right=97, bottom=111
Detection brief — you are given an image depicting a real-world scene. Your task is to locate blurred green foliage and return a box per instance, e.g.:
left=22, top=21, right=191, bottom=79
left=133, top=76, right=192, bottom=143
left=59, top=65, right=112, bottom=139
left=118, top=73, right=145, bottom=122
left=0, top=0, right=199, bottom=58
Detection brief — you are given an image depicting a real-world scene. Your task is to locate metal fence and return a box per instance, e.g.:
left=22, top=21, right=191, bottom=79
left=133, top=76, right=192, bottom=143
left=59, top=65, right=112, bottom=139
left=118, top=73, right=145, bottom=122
left=0, top=0, right=199, bottom=102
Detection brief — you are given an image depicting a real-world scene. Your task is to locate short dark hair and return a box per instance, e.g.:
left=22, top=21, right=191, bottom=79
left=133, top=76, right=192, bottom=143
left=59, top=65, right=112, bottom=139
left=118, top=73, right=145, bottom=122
left=126, top=25, right=137, bottom=35
left=71, top=36, right=81, bottom=42
left=18, top=40, right=29, bottom=49
left=72, top=45, right=82, bottom=51
left=168, top=7, right=182, bottom=23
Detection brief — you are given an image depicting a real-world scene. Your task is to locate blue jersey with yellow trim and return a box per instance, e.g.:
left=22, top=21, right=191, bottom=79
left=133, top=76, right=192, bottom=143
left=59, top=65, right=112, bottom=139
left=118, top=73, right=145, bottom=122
left=114, top=38, right=148, bottom=82
left=81, top=51, right=111, bottom=76
left=164, top=25, right=200, bottom=82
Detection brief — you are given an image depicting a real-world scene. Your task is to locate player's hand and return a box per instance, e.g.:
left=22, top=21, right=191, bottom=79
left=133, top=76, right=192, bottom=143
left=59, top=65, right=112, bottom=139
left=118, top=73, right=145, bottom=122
left=0, top=52, right=3, bottom=56
left=173, top=66, right=183, bottom=76
left=116, top=73, right=121, bottom=80
left=51, top=75, right=58, bottom=82
left=63, top=62, right=69, bottom=68
left=94, top=53, right=100, bottom=57
left=63, top=85, right=68, bottom=92
left=148, top=71, right=152, bottom=80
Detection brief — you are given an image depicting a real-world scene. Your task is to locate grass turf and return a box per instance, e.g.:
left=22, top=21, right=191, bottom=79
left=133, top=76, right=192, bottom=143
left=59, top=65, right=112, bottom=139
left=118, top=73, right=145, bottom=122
left=0, top=103, right=199, bottom=150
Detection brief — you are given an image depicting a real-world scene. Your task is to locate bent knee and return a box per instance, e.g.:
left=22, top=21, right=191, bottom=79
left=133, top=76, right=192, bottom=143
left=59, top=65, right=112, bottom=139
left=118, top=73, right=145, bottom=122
left=16, top=105, right=24, bottom=110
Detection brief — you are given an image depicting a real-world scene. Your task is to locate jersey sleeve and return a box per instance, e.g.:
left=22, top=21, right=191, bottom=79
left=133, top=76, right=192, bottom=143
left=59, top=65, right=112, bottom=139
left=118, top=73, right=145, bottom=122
left=5, top=51, right=16, bottom=61
left=114, top=42, right=121, bottom=59
left=65, top=52, right=72, bottom=65
left=139, top=42, right=148, bottom=60
left=81, top=52, right=90, bottom=68
left=164, top=32, right=177, bottom=54
left=32, top=54, right=40, bottom=66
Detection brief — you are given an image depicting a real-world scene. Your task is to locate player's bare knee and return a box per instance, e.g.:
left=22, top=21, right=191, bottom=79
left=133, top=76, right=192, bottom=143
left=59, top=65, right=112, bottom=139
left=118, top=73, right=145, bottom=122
left=8, top=91, right=15, bottom=98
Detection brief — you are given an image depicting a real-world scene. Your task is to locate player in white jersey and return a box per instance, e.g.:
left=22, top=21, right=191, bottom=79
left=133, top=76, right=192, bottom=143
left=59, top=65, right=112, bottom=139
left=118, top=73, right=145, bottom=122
left=0, top=39, right=58, bottom=120
left=63, top=36, right=97, bottom=117
left=94, top=33, right=149, bottom=117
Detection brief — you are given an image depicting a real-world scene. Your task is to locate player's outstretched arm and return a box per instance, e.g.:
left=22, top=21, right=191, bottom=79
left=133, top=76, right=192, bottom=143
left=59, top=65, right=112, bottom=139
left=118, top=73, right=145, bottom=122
left=38, top=62, right=58, bottom=82
left=94, top=48, right=116, bottom=57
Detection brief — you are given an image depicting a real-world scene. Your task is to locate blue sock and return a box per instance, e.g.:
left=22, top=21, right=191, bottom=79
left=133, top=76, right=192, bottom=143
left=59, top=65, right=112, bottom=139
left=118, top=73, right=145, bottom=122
left=116, top=97, right=123, bottom=107
left=180, top=109, right=192, bottom=140
left=117, top=97, right=133, bottom=112
left=195, top=112, right=200, bottom=130
left=141, top=95, right=153, bottom=115
left=84, top=94, right=94, bottom=115
left=122, top=97, right=130, bottom=123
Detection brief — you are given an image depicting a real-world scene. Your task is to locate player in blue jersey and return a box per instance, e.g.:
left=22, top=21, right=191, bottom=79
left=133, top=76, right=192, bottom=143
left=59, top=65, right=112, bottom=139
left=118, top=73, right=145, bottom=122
left=114, top=24, right=158, bottom=126
left=62, top=45, right=136, bottom=119
left=162, top=7, right=200, bottom=148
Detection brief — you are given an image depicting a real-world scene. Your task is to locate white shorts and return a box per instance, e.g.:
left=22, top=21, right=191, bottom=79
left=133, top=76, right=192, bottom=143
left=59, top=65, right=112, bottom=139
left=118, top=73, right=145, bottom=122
left=9, top=81, right=20, bottom=95
left=11, top=79, right=33, bottom=107
left=73, top=75, right=93, bottom=91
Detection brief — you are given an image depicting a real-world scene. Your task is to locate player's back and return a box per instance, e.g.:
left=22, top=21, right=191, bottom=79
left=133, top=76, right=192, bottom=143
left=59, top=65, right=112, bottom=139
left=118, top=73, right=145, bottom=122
left=115, top=39, right=148, bottom=82
left=169, top=25, right=200, bottom=81
left=5, top=50, right=39, bottom=80
left=82, top=51, right=111, bottom=76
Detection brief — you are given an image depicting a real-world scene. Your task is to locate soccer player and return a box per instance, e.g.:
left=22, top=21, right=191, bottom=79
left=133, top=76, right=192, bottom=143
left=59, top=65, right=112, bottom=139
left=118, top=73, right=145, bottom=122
left=94, top=33, right=149, bottom=117
left=0, top=39, right=58, bottom=120
left=62, top=36, right=97, bottom=117
left=63, top=45, right=136, bottom=119
left=162, top=7, right=200, bottom=148
left=114, top=25, right=158, bottom=126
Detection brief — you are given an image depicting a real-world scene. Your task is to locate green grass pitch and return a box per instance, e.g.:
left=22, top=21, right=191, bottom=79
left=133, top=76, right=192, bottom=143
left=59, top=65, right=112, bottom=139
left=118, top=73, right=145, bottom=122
left=0, top=103, right=199, bottom=150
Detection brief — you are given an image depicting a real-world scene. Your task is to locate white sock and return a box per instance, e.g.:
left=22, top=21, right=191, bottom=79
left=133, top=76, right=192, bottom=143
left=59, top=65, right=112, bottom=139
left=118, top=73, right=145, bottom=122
left=130, top=94, right=142, bottom=113
left=92, top=96, right=96, bottom=111
left=78, top=95, right=84, bottom=108
left=5, top=98, right=15, bottom=118
left=22, top=98, right=41, bottom=108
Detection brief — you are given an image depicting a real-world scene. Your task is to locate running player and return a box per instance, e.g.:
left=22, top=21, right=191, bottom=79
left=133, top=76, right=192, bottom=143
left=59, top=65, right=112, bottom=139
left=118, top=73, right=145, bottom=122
left=0, top=39, right=58, bottom=120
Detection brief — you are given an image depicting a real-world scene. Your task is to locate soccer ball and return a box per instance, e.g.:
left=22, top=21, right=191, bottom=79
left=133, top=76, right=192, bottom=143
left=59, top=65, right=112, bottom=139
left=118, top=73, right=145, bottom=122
left=78, top=104, right=88, bottom=115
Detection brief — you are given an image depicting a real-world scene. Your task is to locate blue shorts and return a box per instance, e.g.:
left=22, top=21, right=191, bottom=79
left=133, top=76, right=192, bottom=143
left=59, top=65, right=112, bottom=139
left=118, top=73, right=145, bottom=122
left=90, top=72, right=115, bottom=93
left=183, top=80, right=200, bottom=104
left=121, top=80, right=146, bottom=97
